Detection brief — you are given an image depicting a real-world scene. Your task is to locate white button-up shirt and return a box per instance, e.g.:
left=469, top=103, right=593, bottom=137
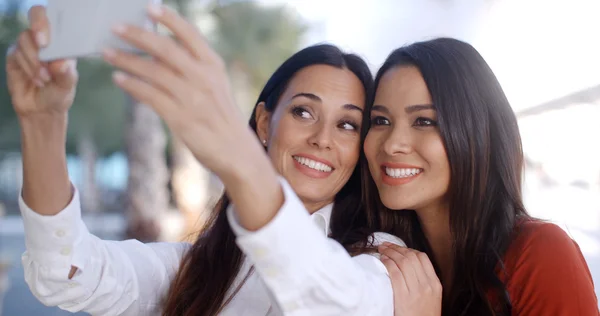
left=19, top=177, right=405, bottom=315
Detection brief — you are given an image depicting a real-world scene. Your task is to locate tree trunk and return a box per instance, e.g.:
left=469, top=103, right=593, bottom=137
left=77, top=133, right=100, bottom=214
left=124, top=95, right=169, bottom=242
left=0, top=260, right=8, bottom=314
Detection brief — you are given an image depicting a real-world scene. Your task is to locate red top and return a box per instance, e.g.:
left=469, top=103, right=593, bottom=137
left=498, top=219, right=599, bottom=315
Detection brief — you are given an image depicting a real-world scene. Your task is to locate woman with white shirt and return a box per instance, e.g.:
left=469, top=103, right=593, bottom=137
left=4, top=5, right=438, bottom=316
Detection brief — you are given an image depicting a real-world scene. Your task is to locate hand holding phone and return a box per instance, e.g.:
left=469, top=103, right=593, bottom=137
left=39, top=0, right=161, bottom=61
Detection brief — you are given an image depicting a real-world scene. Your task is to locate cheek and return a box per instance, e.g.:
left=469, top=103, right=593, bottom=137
left=422, top=135, right=450, bottom=179
left=363, top=131, right=380, bottom=164
left=268, top=117, right=300, bottom=151
left=337, top=136, right=361, bottom=167
left=265, top=126, right=296, bottom=172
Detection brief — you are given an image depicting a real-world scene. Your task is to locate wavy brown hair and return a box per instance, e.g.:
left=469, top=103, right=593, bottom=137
left=162, top=44, right=376, bottom=316
left=363, top=38, right=530, bottom=315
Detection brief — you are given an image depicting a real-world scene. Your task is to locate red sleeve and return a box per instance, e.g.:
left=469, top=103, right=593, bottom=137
left=505, top=221, right=598, bottom=315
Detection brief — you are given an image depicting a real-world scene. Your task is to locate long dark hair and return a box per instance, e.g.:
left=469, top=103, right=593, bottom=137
left=367, top=38, right=530, bottom=315
left=163, top=44, right=375, bottom=316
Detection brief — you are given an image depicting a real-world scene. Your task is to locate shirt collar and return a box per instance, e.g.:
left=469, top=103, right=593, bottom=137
left=309, top=203, right=333, bottom=236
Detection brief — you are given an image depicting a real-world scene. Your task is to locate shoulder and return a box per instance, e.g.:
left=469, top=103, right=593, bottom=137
left=503, top=219, right=598, bottom=314
left=506, top=220, right=577, bottom=263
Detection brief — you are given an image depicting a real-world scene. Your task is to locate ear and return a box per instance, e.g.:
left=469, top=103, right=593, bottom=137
left=255, top=102, right=271, bottom=146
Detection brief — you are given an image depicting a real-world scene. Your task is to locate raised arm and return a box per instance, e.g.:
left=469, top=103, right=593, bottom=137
left=8, top=6, right=191, bottom=315
left=100, top=5, right=407, bottom=314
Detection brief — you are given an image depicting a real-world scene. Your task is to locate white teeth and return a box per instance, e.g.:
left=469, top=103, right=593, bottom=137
left=385, top=167, right=421, bottom=178
left=294, top=156, right=333, bottom=172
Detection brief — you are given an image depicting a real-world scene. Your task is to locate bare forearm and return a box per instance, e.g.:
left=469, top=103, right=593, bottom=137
left=218, top=134, right=284, bottom=232
left=19, top=114, right=72, bottom=215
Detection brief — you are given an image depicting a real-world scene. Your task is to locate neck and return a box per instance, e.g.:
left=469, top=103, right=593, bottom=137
left=415, top=202, right=454, bottom=288
left=301, top=198, right=332, bottom=214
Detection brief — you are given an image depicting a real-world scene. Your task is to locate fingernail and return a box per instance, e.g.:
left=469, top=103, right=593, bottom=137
left=112, top=71, right=128, bottom=83
left=112, top=24, right=127, bottom=34
left=147, top=4, right=163, bottom=17
left=380, top=254, right=389, bottom=260
left=103, top=48, right=117, bottom=59
left=39, top=67, right=50, bottom=82
left=36, top=32, right=47, bottom=47
left=34, top=78, right=44, bottom=88
left=60, top=61, right=71, bottom=73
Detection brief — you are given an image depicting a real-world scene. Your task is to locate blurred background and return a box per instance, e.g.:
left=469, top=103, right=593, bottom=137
left=0, top=0, right=598, bottom=314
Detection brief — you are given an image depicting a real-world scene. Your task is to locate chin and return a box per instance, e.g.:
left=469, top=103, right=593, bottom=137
left=379, top=190, right=418, bottom=211
left=295, top=186, right=329, bottom=203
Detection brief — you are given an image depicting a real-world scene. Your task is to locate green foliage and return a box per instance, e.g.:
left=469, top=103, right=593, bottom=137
left=0, top=1, right=26, bottom=150
left=0, top=1, right=127, bottom=156
left=211, top=2, right=307, bottom=101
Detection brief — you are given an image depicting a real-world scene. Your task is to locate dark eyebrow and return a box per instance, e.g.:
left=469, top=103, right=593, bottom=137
left=372, top=104, right=435, bottom=114
left=405, top=104, right=435, bottom=114
left=292, top=93, right=363, bottom=113
left=343, top=104, right=363, bottom=113
left=291, top=92, right=321, bottom=102
left=372, top=105, right=390, bottom=114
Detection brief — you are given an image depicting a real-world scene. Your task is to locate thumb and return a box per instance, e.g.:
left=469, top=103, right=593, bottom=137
left=47, top=59, right=78, bottom=88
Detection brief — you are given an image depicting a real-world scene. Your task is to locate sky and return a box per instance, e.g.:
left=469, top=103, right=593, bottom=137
left=267, top=0, right=600, bottom=112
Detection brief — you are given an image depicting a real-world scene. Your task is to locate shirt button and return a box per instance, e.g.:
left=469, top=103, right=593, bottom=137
left=55, top=230, right=66, bottom=237
left=60, top=247, right=71, bottom=256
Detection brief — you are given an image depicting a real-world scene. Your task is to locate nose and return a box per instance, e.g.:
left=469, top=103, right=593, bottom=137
left=382, top=126, right=413, bottom=156
left=307, top=123, right=332, bottom=150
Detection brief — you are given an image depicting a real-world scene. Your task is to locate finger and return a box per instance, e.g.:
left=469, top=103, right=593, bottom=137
left=112, top=71, right=175, bottom=121
left=47, top=59, right=78, bottom=88
left=381, top=254, right=408, bottom=293
left=416, top=252, right=440, bottom=287
left=28, top=5, right=50, bottom=48
left=103, top=48, right=187, bottom=104
left=111, top=24, right=197, bottom=79
left=147, top=4, right=221, bottom=63
left=47, top=58, right=76, bottom=75
left=383, top=245, right=432, bottom=286
left=17, top=30, right=50, bottom=83
left=380, top=247, right=421, bottom=291
left=14, top=48, right=43, bottom=87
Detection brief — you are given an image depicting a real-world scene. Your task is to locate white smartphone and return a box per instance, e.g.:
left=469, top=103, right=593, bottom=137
left=39, top=0, right=162, bottom=61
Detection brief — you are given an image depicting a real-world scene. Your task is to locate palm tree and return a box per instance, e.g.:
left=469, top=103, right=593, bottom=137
left=124, top=95, right=169, bottom=242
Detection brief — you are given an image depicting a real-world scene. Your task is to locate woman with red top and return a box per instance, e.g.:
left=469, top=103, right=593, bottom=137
left=370, top=38, right=598, bottom=315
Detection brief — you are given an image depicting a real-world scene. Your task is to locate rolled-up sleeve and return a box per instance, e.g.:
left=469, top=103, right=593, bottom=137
left=227, top=177, right=405, bottom=315
left=19, top=187, right=190, bottom=316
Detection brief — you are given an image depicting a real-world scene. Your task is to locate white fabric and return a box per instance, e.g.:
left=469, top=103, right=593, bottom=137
left=19, top=178, right=405, bottom=315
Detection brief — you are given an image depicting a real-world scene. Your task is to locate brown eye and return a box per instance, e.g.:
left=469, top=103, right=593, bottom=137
left=413, top=117, right=437, bottom=127
left=371, top=116, right=390, bottom=126
left=291, top=106, right=313, bottom=119
left=339, top=120, right=358, bottom=131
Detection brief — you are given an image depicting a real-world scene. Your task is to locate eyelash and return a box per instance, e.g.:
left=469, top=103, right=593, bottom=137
left=291, top=105, right=360, bottom=131
left=414, top=117, right=438, bottom=127
left=370, top=116, right=438, bottom=127
left=339, top=120, right=359, bottom=131
left=291, top=105, right=312, bottom=119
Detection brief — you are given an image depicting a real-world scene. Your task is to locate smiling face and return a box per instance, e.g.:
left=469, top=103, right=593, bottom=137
left=255, top=65, right=366, bottom=212
left=364, top=65, right=450, bottom=212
